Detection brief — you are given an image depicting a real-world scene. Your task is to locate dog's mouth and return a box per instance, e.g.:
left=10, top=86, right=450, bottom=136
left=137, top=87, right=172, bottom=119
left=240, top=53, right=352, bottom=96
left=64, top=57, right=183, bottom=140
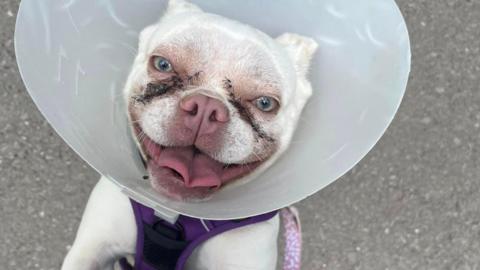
left=139, top=133, right=261, bottom=200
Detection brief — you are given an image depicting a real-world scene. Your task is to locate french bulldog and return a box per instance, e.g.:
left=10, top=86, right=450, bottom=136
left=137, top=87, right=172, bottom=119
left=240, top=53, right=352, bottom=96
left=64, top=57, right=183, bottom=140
left=62, top=0, right=317, bottom=269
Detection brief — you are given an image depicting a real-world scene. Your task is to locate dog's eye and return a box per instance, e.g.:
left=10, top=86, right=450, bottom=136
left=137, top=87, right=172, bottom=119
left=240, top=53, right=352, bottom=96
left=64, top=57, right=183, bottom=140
left=152, top=56, right=173, bottom=72
left=254, top=96, right=278, bottom=112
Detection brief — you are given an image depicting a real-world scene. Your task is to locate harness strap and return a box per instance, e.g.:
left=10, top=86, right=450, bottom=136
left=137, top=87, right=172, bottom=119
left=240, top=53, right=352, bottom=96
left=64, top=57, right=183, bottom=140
left=175, top=212, right=278, bottom=270
left=126, top=199, right=277, bottom=270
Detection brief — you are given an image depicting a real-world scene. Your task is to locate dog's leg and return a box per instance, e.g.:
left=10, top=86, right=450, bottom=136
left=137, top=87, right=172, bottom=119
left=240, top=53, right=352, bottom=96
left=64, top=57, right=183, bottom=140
left=185, top=214, right=280, bottom=270
left=61, top=176, right=136, bottom=270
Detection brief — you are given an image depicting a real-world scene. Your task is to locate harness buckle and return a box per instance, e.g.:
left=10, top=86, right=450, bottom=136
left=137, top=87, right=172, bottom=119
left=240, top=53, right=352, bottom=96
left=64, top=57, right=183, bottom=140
left=142, top=221, right=188, bottom=270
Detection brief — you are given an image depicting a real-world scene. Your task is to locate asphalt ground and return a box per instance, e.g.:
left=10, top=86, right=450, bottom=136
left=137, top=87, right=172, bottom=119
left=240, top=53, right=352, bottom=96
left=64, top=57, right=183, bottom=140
left=1, top=1, right=479, bottom=269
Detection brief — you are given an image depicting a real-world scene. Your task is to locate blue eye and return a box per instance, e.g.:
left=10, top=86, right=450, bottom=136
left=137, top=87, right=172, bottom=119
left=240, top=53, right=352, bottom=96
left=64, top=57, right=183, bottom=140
left=152, top=56, right=173, bottom=72
left=254, top=96, right=278, bottom=112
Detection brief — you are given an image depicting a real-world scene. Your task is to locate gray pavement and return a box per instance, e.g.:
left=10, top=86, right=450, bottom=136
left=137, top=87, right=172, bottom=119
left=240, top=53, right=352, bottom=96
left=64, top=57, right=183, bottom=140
left=1, top=0, right=480, bottom=269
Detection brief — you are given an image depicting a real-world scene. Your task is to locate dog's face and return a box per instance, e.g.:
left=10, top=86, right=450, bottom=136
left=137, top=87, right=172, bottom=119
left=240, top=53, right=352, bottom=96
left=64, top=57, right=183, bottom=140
left=124, top=0, right=318, bottom=200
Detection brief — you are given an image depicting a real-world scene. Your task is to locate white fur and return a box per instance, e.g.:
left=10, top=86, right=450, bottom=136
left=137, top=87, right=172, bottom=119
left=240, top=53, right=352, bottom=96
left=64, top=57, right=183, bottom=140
left=140, top=97, right=178, bottom=145
left=64, top=0, right=317, bottom=269
left=62, top=177, right=280, bottom=270
left=124, top=0, right=318, bottom=171
left=217, top=116, right=255, bottom=163
left=62, top=177, right=137, bottom=270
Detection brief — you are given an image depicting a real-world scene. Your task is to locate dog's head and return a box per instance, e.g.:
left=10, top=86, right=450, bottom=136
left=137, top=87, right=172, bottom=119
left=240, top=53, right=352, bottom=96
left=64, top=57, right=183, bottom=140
left=124, top=0, right=318, bottom=200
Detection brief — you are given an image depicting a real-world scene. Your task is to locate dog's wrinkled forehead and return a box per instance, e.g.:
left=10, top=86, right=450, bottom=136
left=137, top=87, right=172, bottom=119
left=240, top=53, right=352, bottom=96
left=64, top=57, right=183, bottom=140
left=139, top=9, right=297, bottom=100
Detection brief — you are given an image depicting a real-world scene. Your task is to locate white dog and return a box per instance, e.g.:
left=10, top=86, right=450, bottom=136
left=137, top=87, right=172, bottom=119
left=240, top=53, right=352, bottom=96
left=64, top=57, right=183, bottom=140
left=62, top=1, right=317, bottom=269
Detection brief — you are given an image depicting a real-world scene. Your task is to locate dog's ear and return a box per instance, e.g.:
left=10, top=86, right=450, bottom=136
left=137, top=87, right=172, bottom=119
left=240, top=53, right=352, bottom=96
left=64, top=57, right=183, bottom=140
left=137, top=1, right=203, bottom=56
left=276, top=33, right=318, bottom=77
left=167, top=0, right=203, bottom=15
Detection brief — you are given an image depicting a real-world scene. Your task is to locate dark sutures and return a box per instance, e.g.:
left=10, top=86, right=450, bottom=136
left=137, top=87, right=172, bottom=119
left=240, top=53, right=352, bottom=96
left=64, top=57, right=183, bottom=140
left=132, top=75, right=184, bottom=104
left=223, top=77, right=233, bottom=90
left=225, top=79, right=275, bottom=143
left=133, top=73, right=275, bottom=143
left=187, top=71, right=203, bottom=83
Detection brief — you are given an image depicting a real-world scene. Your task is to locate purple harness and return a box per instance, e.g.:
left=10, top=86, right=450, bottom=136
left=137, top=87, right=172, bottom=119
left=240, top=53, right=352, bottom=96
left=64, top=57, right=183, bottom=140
left=120, top=199, right=278, bottom=270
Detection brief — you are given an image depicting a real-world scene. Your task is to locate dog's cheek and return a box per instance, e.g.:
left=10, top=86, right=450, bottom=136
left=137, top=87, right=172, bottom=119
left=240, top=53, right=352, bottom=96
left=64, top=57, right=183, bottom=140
left=248, top=120, right=281, bottom=162
left=215, top=117, right=255, bottom=164
left=139, top=97, right=178, bottom=145
left=124, top=61, right=151, bottom=101
left=274, top=101, right=307, bottom=154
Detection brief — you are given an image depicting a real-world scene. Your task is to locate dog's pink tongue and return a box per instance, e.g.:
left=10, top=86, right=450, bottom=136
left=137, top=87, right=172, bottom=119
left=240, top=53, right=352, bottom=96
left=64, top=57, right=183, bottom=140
left=155, top=147, right=223, bottom=188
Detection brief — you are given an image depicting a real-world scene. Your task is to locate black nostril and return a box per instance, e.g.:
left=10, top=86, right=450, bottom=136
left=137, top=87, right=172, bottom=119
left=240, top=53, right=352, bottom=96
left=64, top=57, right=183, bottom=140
left=209, top=111, right=217, bottom=122
left=144, top=83, right=168, bottom=97
left=189, top=104, right=198, bottom=116
left=171, top=169, right=182, bottom=179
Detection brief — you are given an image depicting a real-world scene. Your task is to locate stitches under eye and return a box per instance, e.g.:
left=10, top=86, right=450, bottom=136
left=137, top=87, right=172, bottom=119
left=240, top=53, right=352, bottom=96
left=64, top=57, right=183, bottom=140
left=144, top=83, right=169, bottom=97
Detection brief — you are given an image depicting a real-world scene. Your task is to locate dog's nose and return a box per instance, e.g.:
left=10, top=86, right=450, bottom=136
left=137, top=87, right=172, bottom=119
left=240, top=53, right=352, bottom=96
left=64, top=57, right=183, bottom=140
left=180, top=94, right=229, bottom=137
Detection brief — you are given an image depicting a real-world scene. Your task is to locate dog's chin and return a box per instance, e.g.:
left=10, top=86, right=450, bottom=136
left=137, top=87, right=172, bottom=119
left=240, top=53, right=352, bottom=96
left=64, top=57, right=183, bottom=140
left=140, top=135, right=262, bottom=201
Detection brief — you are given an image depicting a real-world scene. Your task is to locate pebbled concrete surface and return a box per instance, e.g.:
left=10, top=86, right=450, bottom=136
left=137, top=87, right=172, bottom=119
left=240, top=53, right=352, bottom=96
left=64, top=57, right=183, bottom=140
left=1, top=0, right=479, bottom=269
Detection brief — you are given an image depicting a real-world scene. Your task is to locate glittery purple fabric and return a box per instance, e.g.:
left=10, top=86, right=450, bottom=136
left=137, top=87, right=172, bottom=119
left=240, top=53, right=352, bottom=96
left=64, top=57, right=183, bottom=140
left=281, top=207, right=302, bottom=270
